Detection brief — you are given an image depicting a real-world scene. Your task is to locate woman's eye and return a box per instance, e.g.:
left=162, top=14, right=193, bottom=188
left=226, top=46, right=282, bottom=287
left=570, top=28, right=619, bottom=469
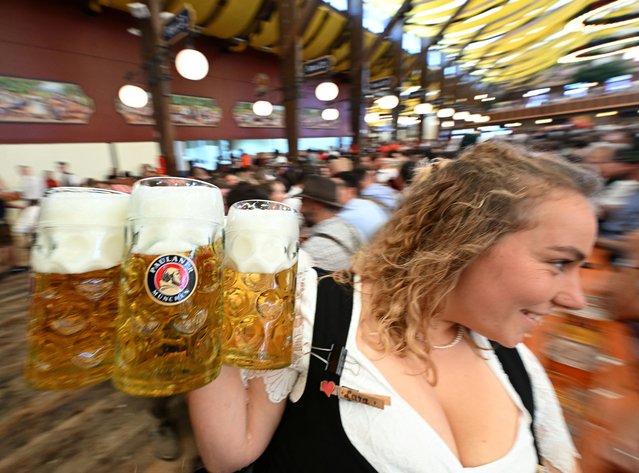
left=551, top=260, right=571, bottom=271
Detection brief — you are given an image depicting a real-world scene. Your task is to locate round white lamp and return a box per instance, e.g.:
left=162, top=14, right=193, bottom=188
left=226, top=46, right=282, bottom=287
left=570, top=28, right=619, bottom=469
left=118, top=84, right=148, bottom=108
left=436, top=108, right=455, bottom=118
left=398, top=116, right=419, bottom=126
left=175, top=48, right=209, bottom=81
left=376, top=95, right=399, bottom=109
left=252, top=100, right=273, bottom=117
left=321, top=108, right=339, bottom=120
left=315, top=81, right=339, bottom=101
left=364, top=112, right=380, bottom=123
left=414, top=103, right=433, bottom=115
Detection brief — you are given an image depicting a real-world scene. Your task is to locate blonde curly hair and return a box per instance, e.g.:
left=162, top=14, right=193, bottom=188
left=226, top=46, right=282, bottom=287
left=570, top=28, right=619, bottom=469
left=348, top=140, right=600, bottom=380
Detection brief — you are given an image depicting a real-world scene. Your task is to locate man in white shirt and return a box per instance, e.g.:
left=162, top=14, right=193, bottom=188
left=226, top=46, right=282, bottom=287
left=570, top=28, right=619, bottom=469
left=17, top=165, right=45, bottom=203
left=56, top=161, right=82, bottom=187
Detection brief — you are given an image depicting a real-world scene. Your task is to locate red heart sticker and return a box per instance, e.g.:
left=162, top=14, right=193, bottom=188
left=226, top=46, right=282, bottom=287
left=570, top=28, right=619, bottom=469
left=320, top=380, right=335, bottom=397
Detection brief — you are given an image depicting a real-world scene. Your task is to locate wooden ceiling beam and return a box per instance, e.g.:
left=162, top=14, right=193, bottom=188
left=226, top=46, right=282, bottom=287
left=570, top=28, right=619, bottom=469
left=296, top=0, right=322, bottom=37
left=280, top=0, right=321, bottom=58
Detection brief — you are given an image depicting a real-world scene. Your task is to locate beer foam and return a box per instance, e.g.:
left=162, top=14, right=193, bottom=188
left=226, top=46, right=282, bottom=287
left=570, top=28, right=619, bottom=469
left=32, top=191, right=130, bottom=274
left=38, top=190, right=130, bottom=227
left=128, top=185, right=224, bottom=221
left=225, top=209, right=299, bottom=274
left=129, top=185, right=224, bottom=254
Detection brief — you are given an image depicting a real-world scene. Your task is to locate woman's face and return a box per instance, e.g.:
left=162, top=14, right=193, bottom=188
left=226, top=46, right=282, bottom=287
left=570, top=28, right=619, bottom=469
left=441, top=191, right=597, bottom=347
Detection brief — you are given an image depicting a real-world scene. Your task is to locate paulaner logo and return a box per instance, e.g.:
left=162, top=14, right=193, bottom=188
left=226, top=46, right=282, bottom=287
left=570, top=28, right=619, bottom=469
left=145, top=254, right=197, bottom=305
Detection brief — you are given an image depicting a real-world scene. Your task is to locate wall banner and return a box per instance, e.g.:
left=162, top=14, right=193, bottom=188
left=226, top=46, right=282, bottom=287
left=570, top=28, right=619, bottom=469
left=0, top=76, right=94, bottom=124
left=301, top=109, right=339, bottom=129
left=232, top=101, right=285, bottom=128
left=116, top=94, right=222, bottom=127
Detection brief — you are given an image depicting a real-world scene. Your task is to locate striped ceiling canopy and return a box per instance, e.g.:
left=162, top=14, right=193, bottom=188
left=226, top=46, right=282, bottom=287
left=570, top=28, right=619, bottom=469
left=96, top=0, right=639, bottom=91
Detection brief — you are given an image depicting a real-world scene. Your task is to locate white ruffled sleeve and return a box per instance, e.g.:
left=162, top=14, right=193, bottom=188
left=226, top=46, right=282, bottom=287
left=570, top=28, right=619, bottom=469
left=518, top=344, right=578, bottom=473
left=241, top=249, right=317, bottom=403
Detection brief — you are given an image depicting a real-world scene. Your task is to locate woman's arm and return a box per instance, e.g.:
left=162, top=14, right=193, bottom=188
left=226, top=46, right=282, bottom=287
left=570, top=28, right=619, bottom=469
left=187, top=366, right=287, bottom=473
left=189, top=253, right=318, bottom=473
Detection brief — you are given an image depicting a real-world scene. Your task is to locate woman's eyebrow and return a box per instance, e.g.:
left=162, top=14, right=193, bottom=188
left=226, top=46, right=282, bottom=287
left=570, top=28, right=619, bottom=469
left=547, top=245, right=586, bottom=261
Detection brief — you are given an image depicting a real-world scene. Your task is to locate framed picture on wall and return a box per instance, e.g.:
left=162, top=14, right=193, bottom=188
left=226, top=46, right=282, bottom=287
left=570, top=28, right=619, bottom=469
left=116, top=94, right=222, bottom=127
left=0, top=75, right=94, bottom=124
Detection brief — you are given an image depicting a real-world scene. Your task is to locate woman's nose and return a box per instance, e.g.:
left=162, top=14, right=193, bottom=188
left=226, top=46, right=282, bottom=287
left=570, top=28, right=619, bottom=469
left=553, top=274, right=587, bottom=310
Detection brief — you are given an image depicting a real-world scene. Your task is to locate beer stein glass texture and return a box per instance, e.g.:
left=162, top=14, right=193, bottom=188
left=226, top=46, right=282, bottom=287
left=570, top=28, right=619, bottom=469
left=113, top=177, right=224, bottom=397
left=222, top=200, right=299, bottom=369
left=25, top=187, right=130, bottom=390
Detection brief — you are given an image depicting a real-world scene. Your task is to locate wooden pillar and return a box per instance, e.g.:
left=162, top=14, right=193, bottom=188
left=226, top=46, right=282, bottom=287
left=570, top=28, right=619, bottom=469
left=278, top=0, right=300, bottom=163
left=417, top=38, right=429, bottom=143
left=390, top=22, right=403, bottom=142
left=139, top=0, right=177, bottom=175
left=348, top=0, right=364, bottom=155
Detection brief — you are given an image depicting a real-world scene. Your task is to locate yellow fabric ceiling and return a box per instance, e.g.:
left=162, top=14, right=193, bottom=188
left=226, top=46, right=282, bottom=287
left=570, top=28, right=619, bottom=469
left=98, top=0, right=639, bottom=90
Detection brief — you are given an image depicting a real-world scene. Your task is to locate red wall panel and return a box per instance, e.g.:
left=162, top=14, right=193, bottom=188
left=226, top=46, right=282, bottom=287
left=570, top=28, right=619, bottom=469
left=0, top=0, right=350, bottom=144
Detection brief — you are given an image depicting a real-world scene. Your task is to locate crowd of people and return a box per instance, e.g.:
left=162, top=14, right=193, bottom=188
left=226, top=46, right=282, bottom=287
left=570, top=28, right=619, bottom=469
left=0, top=161, right=83, bottom=277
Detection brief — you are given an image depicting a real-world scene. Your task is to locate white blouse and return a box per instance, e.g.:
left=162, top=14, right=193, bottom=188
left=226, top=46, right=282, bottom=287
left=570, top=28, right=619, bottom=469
left=245, top=265, right=578, bottom=473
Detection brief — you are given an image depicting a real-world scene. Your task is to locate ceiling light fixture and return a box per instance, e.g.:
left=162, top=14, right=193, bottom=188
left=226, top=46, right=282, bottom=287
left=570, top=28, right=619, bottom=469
left=252, top=100, right=273, bottom=117
left=414, top=103, right=433, bottom=114
left=564, top=0, right=639, bottom=33
left=436, top=107, right=455, bottom=118
left=315, top=81, right=339, bottom=101
left=364, top=112, right=380, bottom=123
left=118, top=84, right=149, bottom=108
left=523, top=88, right=551, bottom=97
left=321, top=108, right=340, bottom=120
left=558, top=35, right=639, bottom=63
left=376, top=95, right=400, bottom=109
left=595, top=110, right=618, bottom=117
left=175, top=47, right=209, bottom=80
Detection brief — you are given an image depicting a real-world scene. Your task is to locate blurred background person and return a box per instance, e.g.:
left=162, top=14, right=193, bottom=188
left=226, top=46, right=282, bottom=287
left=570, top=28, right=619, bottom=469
left=299, top=175, right=364, bottom=271
left=333, top=170, right=389, bottom=242
left=56, top=161, right=82, bottom=186
left=43, top=170, right=58, bottom=189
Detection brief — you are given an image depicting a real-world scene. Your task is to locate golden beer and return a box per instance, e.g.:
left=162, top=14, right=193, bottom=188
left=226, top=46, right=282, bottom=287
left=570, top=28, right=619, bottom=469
left=112, top=177, right=225, bottom=397
left=222, top=264, right=297, bottom=369
left=113, top=244, right=223, bottom=396
left=24, top=188, right=129, bottom=390
left=222, top=200, right=299, bottom=369
left=25, top=266, right=120, bottom=389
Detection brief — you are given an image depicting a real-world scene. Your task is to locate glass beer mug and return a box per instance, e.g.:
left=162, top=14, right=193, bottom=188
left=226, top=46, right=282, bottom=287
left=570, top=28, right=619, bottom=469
left=25, top=187, right=130, bottom=389
left=113, top=177, right=225, bottom=397
left=222, top=200, right=299, bottom=369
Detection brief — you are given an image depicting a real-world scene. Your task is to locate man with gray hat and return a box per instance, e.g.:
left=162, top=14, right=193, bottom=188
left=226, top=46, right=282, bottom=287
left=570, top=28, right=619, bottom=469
left=299, top=175, right=364, bottom=271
